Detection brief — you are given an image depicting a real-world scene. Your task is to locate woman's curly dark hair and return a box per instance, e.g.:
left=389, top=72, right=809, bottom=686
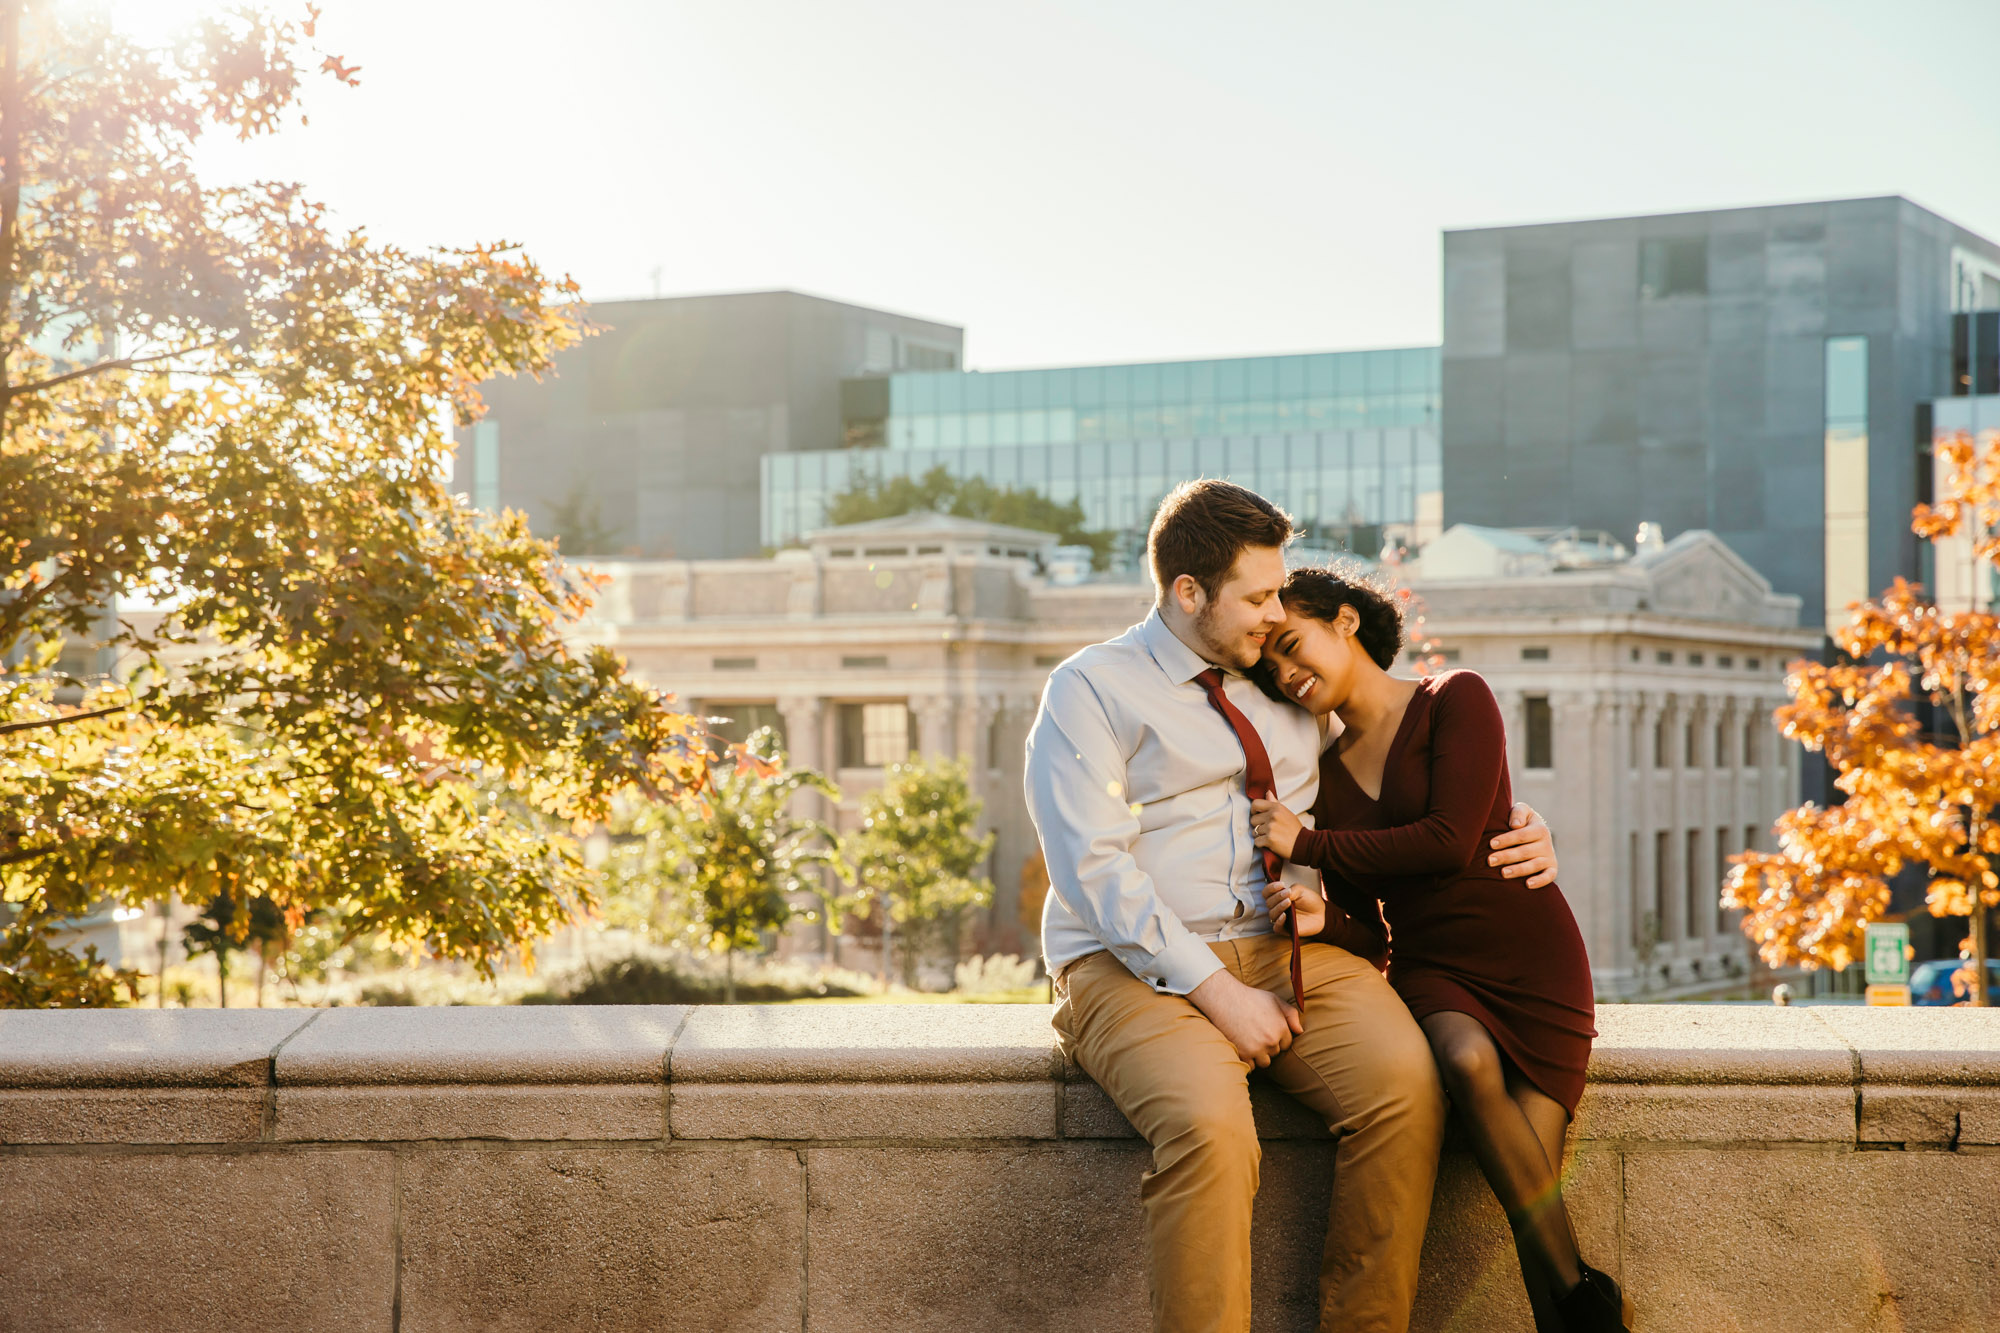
left=1272, top=562, right=1407, bottom=670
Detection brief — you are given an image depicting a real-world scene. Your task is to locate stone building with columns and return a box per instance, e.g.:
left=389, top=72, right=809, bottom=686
left=1410, top=526, right=1819, bottom=996
left=571, top=515, right=1815, bottom=997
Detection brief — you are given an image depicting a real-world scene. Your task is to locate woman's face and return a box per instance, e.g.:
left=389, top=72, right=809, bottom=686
left=1261, top=605, right=1361, bottom=717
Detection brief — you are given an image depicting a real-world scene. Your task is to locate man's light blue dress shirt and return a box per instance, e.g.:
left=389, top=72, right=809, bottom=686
left=1025, top=609, right=1324, bottom=995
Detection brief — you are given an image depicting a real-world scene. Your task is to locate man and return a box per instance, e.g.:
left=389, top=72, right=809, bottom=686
left=1025, top=480, right=1557, bottom=1333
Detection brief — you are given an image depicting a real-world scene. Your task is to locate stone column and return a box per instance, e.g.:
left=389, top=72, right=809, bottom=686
left=778, top=695, right=825, bottom=774
left=911, top=694, right=956, bottom=762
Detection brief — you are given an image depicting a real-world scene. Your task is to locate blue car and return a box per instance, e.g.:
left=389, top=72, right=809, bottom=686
left=1908, top=959, right=2000, bottom=1006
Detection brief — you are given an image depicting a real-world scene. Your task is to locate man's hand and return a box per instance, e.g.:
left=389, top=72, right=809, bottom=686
left=1262, top=880, right=1327, bottom=939
left=1490, top=802, right=1557, bottom=888
left=1186, top=969, right=1303, bottom=1067
left=1249, top=798, right=1304, bottom=860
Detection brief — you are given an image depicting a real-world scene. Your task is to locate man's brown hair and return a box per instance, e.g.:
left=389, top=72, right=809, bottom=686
left=1146, top=479, right=1296, bottom=601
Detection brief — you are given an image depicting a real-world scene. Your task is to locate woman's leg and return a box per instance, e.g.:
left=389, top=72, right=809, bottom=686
left=1506, top=1066, right=1576, bottom=1331
left=1420, top=1012, right=1584, bottom=1302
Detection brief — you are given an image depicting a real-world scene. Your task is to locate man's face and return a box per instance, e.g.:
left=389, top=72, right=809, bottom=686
left=1188, top=545, right=1288, bottom=670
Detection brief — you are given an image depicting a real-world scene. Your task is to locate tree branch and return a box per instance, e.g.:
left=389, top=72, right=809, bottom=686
left=0, top=700, right=130, bottom=736
left=7, top=339, right=225, bottom=399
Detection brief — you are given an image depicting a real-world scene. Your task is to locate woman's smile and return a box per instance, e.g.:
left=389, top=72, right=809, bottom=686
left=1290, top=671, right=1320, bottom=703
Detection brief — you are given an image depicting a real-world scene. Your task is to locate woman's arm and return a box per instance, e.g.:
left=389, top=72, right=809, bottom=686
left=1292, top=673, right=1508, bottom=879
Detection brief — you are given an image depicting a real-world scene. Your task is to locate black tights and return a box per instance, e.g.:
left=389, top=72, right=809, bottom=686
left=1420, top=1011, right=1581, bottom=1330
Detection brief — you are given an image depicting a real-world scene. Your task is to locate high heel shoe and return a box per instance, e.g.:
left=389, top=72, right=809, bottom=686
left=1555, top=1262, right=1631, bottom=1332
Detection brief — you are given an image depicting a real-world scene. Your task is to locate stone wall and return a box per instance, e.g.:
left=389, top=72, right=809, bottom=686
left=2, top=1003, right=1995, bottom=1331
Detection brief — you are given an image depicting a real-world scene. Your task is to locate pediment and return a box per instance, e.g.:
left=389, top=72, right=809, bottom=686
left=1641, top=532, right=1775, bottom=622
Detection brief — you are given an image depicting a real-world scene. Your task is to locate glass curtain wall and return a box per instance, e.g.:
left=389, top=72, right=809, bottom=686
left=1822, top=336, right=1869, bottom=634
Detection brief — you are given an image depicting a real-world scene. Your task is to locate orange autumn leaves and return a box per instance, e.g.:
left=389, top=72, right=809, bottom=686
left=1725, top=431, right=2000, bottom=981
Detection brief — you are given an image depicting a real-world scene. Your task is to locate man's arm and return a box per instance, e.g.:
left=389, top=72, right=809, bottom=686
left=1023, top=668, right=1223, bottom=996
left=1026, top=669, right=1300, bottom=1062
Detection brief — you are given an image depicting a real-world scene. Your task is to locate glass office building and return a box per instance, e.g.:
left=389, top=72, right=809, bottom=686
left=762, top=347, right=1441, bottom=552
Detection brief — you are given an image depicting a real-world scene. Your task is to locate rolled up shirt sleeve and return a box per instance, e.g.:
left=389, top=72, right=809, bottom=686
left=1025, top=668, right=1224, bottom=995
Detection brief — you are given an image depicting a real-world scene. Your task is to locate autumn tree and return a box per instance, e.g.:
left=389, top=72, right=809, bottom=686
left=850, top=758, right=994, bottom=988
left=1725, top=430, right=2000, bottom=1005
left=626, top=729, right=847, bottom=1002
left=0, top=3, right=712, bottom=1006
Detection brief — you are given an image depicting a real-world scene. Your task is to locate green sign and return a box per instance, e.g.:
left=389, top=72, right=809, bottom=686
left=1865, top=922, right=1910, bottom=985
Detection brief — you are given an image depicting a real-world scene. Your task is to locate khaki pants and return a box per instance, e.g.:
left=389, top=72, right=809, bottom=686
left=1054, top=935, right=1446, bottom=1333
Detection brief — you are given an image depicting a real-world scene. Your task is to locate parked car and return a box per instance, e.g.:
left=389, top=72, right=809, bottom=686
left=1908, top=959, right=2000, bottom=1006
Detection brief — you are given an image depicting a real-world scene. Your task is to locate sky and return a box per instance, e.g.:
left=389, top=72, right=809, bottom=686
left=104, top=0, right=2000, bottom=370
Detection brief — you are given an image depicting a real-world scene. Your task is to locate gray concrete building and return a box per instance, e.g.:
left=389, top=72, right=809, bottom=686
left=1440, top=196, right=2000, bottom=634
left=457, top=291, right=961, bottom=559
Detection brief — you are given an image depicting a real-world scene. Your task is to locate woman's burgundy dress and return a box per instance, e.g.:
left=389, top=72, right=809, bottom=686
left=1289, top=670, right=1597, bottom=1115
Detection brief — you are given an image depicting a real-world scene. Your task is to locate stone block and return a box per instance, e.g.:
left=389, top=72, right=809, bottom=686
left=1858, top=1083, right=2000, bottom=1147
left=1622, top=1146, right=2000, bottom=1330
left=274, top=1082, right=663, bottom=1142
left=277, top=1003, right=684, bottom=1086
left=671, top=1080, right=1055, bottom=1140
left=1412, top=1148, right=1620, bottom=1333
left=1571, top=1082, right=1854, bottom=1144
left=0, top=1008, right=316, bottom=1088
left=0, top=1148, right=394, bottom=1330
left=1811, top=1006, right=2000, bottom=1085
left=672, top=1002, right=1062, bottom=1083
left=1588, top=1005, right=1853, bottom=1084
left=804, top=1144, right=1149, bottom=1333
left=398, top=1145, right=803, bottom=1332
left=0, top=1086, right=266, bottom=1144
left=1061, top=1078, right=1138, bottom=1139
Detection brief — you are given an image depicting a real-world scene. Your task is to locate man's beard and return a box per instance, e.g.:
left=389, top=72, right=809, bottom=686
left=1193, top=602, right=1260, bottom=670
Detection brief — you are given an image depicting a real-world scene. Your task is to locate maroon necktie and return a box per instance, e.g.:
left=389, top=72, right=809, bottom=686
left=1194, top=668, right=1304, bottom=1013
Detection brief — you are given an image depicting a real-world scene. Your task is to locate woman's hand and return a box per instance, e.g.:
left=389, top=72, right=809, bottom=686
left=1249, top=798, right=1303, bottom=860
left=1489, top=802, right=1557, bottom=888
left=1263, top=880, right=1328, bottom=938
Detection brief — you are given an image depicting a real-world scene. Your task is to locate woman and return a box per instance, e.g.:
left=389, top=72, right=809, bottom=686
left=1246, top=564, right=1629, bottom=1333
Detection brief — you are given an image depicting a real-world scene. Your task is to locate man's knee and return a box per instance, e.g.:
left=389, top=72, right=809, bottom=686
left=1155, top=1095, right=1261, bottom=1185
left=1351, top=1024, right=1448, bottom=1135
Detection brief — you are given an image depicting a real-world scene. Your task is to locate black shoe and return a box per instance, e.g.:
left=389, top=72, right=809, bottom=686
left=1555, top=1263, right=1631, bottom=1333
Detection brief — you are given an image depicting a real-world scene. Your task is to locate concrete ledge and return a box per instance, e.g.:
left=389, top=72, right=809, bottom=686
left=275, top=1004, right=686, bottom=1085
left=4, top=1003, right=2000, bottom=1333
left=672, top=1080, right=1058, bottom=1139
left=672, top=1004, right=1062, bottom=1082
left=0, top=1086, right=268, bottom=1144
left=0, top=1009, right=315, bottom=1088
left=274, top=1082, right=665, bottom=1142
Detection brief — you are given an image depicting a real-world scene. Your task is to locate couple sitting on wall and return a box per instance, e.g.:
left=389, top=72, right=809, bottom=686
left=1025, top=479, right=1631, bottom=1333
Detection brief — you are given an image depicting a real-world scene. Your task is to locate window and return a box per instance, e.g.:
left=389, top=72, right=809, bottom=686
left=1743, top=717, right=1760, bottom=767
left=1824, top=335, right=1870, bottom=635
left=1689, top=652, right=1705, bottom=667
left=1630, top=831, right=1644, bottom=947
left=1686, top=828, right=1704, bottom=938
left=1521, top=646, right=1550, bottom=662
left=829, top=548, right=856, bottom=559
left=1034, top=654, right=1063, bottom=668
left=986, top=711, right=1008, bottom=771
left=1714, top=717, right=1730, bottom=767
left=1717, top=655, right=1734, bottom=669
left=1640, top=237, right=1708, bottom=300
left=1744, top=824, right=1758, bottom=855
left=1630, top=647, right=1641, bottom=662
left=837, top=702, right=910, bottom=768
left=1655, top=830, right=1672, bottom=942
left=1525, top=696, right=1553, bottom=770
left=916, top=545, right=943, bottom=556
left=1657, top=650, right=1674, bottom=665
left=1655, top=716, right=1670, bottom=769
left=1685, top=718, right=1699, bottom=767
left=709, top=702, right=786, bottom=752
left=863, top=546, right=907, bottom=558
left=842, top=655, right=889, bottom=669
left=472, top=422, right=500, bottom=511
left=712, top=656, right=756, bottom=671
left=1745, top=658, right=1762, bottom=671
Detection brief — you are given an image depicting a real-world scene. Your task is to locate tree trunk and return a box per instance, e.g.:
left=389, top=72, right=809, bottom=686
left=256, top=947, right=268, bottom=1008
left=1972, top=904, right=1991, bottom=1007
left=156, top=894, right=172, bottom=1008
left=724, top=946, right=736, bottom=1005
left=215, top=949, right=229, bottom=1008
